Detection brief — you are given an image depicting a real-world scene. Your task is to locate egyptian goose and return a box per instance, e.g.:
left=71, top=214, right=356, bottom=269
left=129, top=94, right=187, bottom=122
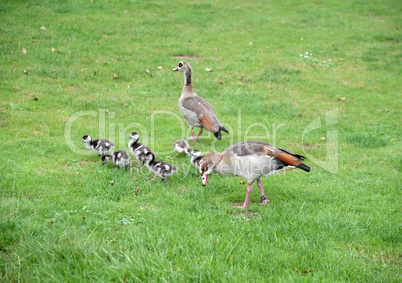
left=174, top=139, right=192, bottom=156
left=102, top=150, right=131, bottom=170
left=127, top=132, right=153, bottom=167
left=199, top=141, right=310, bottom=208
left=188, top=148, right=205, bottom=169
left=81, top=135, right=115, bottom=156
left=173, top=61, right=228, bottom=141
left=144, top=152, right=177, bottom=183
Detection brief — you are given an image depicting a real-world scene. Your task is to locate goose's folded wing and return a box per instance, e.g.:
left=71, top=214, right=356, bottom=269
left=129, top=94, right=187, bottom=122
left=181, top=96, right=221, bottom=132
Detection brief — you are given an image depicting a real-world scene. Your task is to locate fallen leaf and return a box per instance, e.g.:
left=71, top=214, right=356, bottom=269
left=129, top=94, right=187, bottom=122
left=339, top=97, right=346, bottom=101
left=215, top=48, right=219, bottom=51
left=12, top=58, right=17, bottom=61
left=205, top=68, right=212, bottom=72
left=135, top=186, right=140, bottom=195
left=22, top=48, right=27, bottom=55
left=9, top=51, right=15, bottom=54
left=301, top=270, right=313, bottom=274
left=111, top=10, right=115, bottom=13
left=113, top=72, right=119, bottom=79
left=12, top=66, right=17, bottom=71
left=50, top=47, right=56, bottom=52
left=51, top=69, right=56, bottom=73
left=319, top=137, right=326, bottom=141
left=81, top=216, right=85, bottom=220
left=40, top=26, right=46, bottom=30
left=157, top=66, right=163, bottom=70
left=23, top=70, right=28, bottom=75
left=13, top=86, right=20, bottom=89
left=218, top=81, right=223, bottom=84
left=49, top=221, right=54, bottom=225
left=72, top=17, right=76, bottom=20
left=239, top=181, right=246, bottom=184
left=145, top=69, right=150, bottom=73
left=300, top=37, right=304, bottom=40
left=110, top=180, right=115, bottom=185
left=122, top=103, right=128, bottom=107
left=216, top=239, right=219, bottom=243
left=265, top=106, right=269, bottom=110
left=33, top=97, right=39, bottom=101
left=249, top=42, right=253, bottom=46
left=298, top=114, right=302, bottom=117
left=34, top=131, right=40, bottom=135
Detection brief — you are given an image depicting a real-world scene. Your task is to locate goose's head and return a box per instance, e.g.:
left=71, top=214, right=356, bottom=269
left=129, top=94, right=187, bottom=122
left=126, top=131, right=140, bottom=142
left=188, top=148, right=202, bottom=158
left=173, top=61, right=191, bottom=73
left=199, top=152, right=221, bottom=186
left=101, top=155, right=111, bottom=165
left=81, top=135, right=91, bottom=144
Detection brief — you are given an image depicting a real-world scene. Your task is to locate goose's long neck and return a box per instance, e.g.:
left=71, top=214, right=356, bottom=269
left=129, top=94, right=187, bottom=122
left=212, top=154, right=226, bottom=174
left=182, top=68, right=194, bottom=93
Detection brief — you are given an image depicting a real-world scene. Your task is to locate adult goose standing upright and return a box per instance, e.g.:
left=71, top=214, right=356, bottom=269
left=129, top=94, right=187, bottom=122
left=199, top=141, right=310, bottom=208
left=173, top=61, right=228, bottom=141
left=81, top=135, right=115, bottom=156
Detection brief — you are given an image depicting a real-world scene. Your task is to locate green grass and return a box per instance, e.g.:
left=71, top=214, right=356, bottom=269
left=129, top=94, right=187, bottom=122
left=1, top=0, right=401, bottom=281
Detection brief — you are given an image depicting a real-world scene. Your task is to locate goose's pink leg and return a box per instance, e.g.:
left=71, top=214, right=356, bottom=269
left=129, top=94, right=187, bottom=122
left=257, top=178, right=270, bottom=204
left=242, top=184, right=253, bottom=208
left=193, top=128, right=203, bottom=141
left=233, top=184, right=253, bottom=208
left=188, top=128, right=203, bottom=142
left=188, top=129, right=196, bottom=141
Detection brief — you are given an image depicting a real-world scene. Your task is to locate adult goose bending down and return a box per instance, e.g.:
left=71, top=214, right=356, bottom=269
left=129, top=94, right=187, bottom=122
left=81, top=135, right=115, bottom=156
left=127, top=132, right=153, bottom=167
left=199, top=141, right=310, bottom=208
left=144, top=152, right=177, bottom=183
left=102, top=150, right=131, bottom=170
left=173, top=61, right=228, bottom=141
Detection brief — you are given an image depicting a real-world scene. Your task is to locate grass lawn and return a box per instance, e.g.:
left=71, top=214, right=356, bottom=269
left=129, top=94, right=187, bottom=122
left=1, top=0, right=401, bottom=281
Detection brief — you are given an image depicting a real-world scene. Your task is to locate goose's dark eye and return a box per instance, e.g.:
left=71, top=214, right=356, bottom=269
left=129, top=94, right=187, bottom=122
left=178, top=63, right=183, bottom=67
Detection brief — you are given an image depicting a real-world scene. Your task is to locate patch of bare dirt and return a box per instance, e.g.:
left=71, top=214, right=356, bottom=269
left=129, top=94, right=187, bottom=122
left=172, top=55, right=201, bottom=61
left=302, top=143, right=319, bottom=149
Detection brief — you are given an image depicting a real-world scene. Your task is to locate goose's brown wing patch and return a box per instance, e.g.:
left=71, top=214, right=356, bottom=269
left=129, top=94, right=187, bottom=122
left=199, top=116, right=219, bottom=132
